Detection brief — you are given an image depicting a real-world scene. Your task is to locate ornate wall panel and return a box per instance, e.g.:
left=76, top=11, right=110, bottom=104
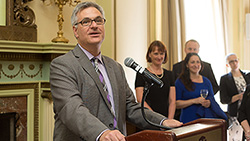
left=0, top=62, right=43, bottom=80
left=0, top=0, right=37, bottom=42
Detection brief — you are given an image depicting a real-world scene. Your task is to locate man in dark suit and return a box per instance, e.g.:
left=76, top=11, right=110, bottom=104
left=172, top=39, right=219, bottom=120
left=50, top=2, right=182, bottom=141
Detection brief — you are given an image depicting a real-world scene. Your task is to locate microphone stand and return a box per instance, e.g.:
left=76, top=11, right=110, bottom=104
left=141, top=81, right=172, bottom=130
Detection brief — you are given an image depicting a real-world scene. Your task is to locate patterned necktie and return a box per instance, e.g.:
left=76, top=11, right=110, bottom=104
left=94, top=58, right=108, bottom=94
left=93, top=58, right=117, bottom=128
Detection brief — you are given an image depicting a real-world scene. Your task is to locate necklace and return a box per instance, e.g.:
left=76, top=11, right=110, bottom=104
left=149, top=65, right=164, bottom=79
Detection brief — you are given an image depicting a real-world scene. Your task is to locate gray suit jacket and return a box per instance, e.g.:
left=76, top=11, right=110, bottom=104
left=50, top=45, right=166, bottom=141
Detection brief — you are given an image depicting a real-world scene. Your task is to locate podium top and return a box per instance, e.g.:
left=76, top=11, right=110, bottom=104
left=169, top=123, right=217, bottom=137
left=126, top=118, right=227, bottom=141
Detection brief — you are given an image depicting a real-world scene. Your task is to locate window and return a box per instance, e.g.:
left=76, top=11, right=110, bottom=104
left=184, top=0, right=227, bottom=110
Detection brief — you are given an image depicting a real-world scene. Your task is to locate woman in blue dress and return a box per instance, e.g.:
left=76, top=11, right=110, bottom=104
left=175, top=53, right=226, bottom=124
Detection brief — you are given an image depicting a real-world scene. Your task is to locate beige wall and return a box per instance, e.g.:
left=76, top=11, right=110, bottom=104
left=228, top=0, right=250, bottom=70
left=96, top=0, right=115, bottom=58
left=29, top=1, right=77, bottom=44
left=116, top=0, right=148, bottom=94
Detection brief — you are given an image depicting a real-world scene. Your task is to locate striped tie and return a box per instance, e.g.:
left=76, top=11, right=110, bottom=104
left=93, top=58, right=117, bottom=128
left=94, top=58, right=108, bottom=93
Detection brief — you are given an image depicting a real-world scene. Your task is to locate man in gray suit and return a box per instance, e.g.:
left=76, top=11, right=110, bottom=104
left=50, top=2, right=182, bottom=141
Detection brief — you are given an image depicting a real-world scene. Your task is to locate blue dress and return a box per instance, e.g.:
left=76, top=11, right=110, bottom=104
left=175, top=76, right=227, bottom=123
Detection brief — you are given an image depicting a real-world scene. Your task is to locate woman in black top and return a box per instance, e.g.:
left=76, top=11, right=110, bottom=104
left=238, top=84, right=250, bottom=141
left=135, top=40, right=175, bottom=118
left=220, top=53, right=250, bottom=141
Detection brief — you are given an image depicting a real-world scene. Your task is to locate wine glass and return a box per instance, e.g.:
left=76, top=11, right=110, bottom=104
left=200, top=89, right=208, bottom=98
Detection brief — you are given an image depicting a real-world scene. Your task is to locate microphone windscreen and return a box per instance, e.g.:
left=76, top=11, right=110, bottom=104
left=124, top=57, right=134, bottom=67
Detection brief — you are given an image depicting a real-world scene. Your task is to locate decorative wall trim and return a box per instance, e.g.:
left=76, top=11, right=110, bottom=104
left=41, top=89, right=52, bottom=101
left=0, top=52, right=62, bottom=61
left=39, top=81, right=53, bottom=141
left=0, top=0, right=37, bottom=42
left=14, top=0, right=36, bottom=27
left=0, top=64, right=43, bottom=79
left=41, top=82, right=52, bottom=101
left=0, top=40, right=75, bottom=61
left=0, top=40, right=75, bottom=53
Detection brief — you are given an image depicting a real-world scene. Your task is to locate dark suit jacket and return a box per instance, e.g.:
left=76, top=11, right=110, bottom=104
left=50, top=45, right=166, bottom=141
left=238, top=84, right=250, bottom=125
left=220, top=70, right=250, bottom=117
left=172, top=60, right=219, bottom=94
left=238, top=84, right=250, bottom=140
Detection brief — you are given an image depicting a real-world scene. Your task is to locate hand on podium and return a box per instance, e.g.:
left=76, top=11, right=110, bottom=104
left=100, top=130, right=125, bottom=141
left=162, top=119, right=183, bottom=128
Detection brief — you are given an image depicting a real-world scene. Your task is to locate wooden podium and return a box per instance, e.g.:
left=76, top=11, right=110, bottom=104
left=125, top=118, right=227, bottom=141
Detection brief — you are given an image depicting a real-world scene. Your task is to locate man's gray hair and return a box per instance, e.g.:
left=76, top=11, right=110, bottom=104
left=71, top=1, right=105, bottom=27
left=225, top=53, right=237, bottom=63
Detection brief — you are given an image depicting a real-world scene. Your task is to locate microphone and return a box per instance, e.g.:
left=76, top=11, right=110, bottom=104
left=124, top=57, right=172, bottom=130
left=124, top=57, right=164, bottom=88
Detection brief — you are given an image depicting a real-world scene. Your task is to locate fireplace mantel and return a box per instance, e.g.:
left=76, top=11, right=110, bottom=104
left=0, top=40, right=75, bottom=61
left=0, top=40, right=74, bottom=141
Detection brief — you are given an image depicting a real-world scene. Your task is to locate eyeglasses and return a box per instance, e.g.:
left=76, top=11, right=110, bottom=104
left=75, top=17, right=106, bottom=26
left=228, top=59, right=239, bottom=64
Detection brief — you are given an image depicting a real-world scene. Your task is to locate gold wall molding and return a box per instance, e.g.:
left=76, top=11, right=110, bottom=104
left=14, top=0, right=36, bottom=27
left=0, top=64, right=43, bottom=79
left=41, top=81, right=52, bottom=101
left=41, top=89, right=52, bottom=101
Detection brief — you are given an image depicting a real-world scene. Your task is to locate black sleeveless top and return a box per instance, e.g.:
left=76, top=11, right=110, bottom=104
left=135, top=68, right=175, bottom=117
